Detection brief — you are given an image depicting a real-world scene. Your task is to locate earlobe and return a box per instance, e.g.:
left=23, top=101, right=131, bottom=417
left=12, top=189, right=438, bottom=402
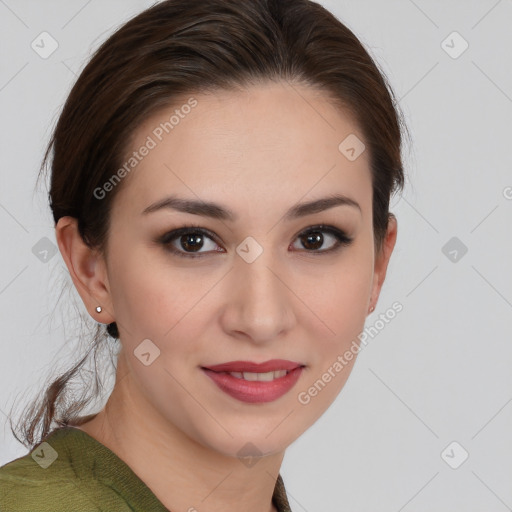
left=55, top=216, right=115, bottom=324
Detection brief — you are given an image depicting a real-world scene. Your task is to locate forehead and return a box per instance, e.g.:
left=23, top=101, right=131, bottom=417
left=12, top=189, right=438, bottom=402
left=113, top=81, right=372, bottom=221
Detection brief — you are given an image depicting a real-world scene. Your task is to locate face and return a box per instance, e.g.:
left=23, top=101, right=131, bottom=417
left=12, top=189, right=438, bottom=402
left=80, top=81, right=394, bottom=457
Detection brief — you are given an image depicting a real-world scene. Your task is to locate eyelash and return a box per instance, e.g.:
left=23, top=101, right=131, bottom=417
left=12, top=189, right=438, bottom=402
left=157, top=223, right=353, bottom=259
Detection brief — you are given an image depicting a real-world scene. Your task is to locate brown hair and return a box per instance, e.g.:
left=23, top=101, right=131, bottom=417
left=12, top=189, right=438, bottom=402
left=10, top=0, right=409, bottom=449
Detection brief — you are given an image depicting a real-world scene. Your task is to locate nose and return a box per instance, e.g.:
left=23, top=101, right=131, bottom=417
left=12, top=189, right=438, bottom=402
left=219, top=250, right=296, bottom=344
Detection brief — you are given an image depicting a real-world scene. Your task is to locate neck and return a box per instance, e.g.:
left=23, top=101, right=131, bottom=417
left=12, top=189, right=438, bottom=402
left=73, top=351, right=284, bottom=512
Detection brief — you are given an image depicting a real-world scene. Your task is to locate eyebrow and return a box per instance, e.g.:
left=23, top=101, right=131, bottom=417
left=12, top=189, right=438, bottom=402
left=142, top=193, right=362, bottom=221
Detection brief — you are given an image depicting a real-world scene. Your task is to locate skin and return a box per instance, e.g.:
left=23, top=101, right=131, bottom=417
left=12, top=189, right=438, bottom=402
left=56, top=80, right=397, bottom=512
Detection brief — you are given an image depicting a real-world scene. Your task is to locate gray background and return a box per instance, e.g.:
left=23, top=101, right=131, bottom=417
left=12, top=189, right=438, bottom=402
left=1, top=0, right=511, bottom=510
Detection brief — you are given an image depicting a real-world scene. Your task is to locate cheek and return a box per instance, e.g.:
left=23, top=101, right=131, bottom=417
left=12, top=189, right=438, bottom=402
left=108, top=248, right=214, bottom=363
left=298, top=249, right=373, bottom=334
left=296, top=246, right=373, bottom=381
left=107, top=246, right=180, bottom=337
left=295, top=264, right=371, bottom=415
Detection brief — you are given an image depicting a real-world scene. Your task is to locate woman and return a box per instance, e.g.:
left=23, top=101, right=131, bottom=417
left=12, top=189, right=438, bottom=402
left=0, top=0, right=407, bottom=510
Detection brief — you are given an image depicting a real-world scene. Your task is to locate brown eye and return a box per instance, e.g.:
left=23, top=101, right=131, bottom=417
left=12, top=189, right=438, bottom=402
left=299, top=231, right=325, bottom=251
left=178, top=233, right=206, bottom=252
left=159, top=226, right=222, bottom=258
left=157, top=223, right=353, bottom=259
left=291, top=225, right=353, bottom=254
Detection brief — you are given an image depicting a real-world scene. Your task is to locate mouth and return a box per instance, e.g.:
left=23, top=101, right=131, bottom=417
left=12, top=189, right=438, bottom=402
left=200, top=360, right=306, bottom=403
left=201, top=359, right=305, bottom=379
left=204, top=369, right=295, bottom=381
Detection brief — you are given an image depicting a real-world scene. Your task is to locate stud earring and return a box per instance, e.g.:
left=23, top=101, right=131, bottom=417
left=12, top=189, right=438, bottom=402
left=369, top=305, right=375, bottom=313
left=95, top=306, right=102, bottom=313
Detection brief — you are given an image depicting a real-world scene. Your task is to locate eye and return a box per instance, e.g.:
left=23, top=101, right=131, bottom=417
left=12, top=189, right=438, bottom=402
left=158, top=224, right=222, bottom=258
left=291, top=224, right=353, bottom=254
left=157, top=223, right=353, bottom=259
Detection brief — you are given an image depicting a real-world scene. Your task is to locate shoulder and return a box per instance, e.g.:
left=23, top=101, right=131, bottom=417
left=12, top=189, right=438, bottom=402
left=0, top=430, right=135, bottom=512
left=0, top=454, right=94, bottom=511
left=0, top=451, right=123, bottom=512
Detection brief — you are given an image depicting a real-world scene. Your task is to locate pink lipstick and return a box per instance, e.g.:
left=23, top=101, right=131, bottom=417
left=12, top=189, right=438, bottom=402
left=201, top=359, right=304, bottom=403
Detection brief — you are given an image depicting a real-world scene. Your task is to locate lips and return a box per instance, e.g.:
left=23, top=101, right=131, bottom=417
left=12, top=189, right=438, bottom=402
left=202, top=365, right=305, bottom=403
left=202, top=359, right=303, bottom=373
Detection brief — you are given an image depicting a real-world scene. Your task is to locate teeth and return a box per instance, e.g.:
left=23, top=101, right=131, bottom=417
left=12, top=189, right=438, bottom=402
left=228, top=370, right=288, bottom=381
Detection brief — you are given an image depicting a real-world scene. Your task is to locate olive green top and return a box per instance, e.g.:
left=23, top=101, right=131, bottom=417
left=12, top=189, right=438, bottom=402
left=0, top=426, right=292, bottom=511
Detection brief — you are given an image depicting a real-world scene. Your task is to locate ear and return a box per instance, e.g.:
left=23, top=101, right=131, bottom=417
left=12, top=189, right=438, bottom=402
left=368, top=214, right=397, bottom=314
left=55, top=216, right=115, bottom=324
